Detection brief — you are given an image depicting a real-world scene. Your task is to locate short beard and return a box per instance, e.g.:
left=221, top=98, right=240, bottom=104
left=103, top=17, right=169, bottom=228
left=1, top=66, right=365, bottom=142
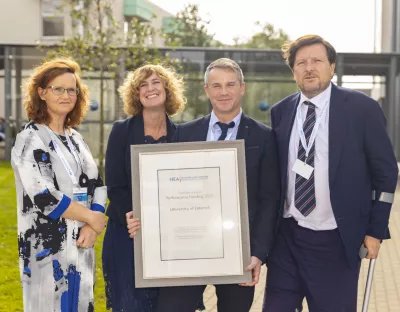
left=301, top=81, right=330, bottom=99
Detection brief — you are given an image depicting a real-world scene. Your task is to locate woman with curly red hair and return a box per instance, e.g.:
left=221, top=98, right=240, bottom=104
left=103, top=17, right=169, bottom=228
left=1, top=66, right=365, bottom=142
left=11, top=58, right=107, bottom=311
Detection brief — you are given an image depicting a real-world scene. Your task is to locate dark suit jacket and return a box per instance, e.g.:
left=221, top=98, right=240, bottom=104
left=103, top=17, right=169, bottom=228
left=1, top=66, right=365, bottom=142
left=105, top=114, right=176, bottom=225
left=271, top=83, right=399, bottom=268
left=172, top=113, right=281, bottom=263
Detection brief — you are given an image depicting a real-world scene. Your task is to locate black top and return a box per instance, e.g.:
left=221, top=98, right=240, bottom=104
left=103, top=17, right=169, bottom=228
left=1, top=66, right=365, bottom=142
left=143, top=135, right=167, bottom=144
left=105, top=114, right=176, bottom=225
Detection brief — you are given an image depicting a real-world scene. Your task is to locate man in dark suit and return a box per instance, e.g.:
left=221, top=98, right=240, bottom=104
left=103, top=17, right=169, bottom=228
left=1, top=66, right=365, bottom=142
left=263, top=35, right=399, bottom=312
left=156, top=58, right=281, bottom=312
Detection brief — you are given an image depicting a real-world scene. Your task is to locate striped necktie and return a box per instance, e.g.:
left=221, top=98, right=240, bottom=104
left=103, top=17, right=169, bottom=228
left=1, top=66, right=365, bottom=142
left=294, top=101, right=316, bottom=216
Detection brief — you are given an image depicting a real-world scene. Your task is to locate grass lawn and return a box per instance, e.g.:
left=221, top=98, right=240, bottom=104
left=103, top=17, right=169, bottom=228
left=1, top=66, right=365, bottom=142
left=0, top=161, right=108, bottom=312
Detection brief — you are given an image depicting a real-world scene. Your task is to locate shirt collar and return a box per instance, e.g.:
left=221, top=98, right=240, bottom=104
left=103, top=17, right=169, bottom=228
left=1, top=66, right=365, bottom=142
left=210, top=108, right=242, bottom=128
left=299, top=82, right=332, bottom=110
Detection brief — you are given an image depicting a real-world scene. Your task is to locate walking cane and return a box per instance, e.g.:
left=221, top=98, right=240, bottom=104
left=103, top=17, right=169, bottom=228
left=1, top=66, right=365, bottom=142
left=360, top=246, right=377, bottom=312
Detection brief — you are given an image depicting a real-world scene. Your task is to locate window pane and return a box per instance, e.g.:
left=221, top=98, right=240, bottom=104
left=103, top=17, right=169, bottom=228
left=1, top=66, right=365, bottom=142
left=42, top=17, right=64, bottom=36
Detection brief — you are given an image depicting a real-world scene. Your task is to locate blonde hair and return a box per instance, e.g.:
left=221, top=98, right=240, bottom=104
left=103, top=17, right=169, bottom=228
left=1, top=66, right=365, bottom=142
left=204, top=58, right=244, bottom=85
left=119, top=64, right=186, bottom=117
left=24, top=58, right=89, bottom=128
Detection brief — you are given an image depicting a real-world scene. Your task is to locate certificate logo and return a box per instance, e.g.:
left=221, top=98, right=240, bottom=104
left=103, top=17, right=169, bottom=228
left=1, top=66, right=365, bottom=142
left=169, top=175, right=208, bottom=182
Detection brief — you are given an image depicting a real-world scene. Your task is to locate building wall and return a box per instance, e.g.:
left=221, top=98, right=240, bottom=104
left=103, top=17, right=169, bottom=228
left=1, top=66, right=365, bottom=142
left=148, top=1, right=173, bottom=47
left=380, top=0, right=400, bottom=52
left=0, top=0, right=41, bottom=44
left=115, top=0, right=127, bottom=35
left=0, top=0, right=76, bottom=45
left=381, top=0, right=394, bottom=52
left=0, top=0, right=171, bottom=45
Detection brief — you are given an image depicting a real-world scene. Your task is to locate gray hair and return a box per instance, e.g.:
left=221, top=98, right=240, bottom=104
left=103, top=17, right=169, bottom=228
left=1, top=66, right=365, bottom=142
left=204, top=58, right=244, bottom=85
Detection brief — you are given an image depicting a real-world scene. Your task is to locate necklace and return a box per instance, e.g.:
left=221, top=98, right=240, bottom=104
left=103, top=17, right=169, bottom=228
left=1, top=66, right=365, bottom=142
left=53, top=131, right=67, bottom=142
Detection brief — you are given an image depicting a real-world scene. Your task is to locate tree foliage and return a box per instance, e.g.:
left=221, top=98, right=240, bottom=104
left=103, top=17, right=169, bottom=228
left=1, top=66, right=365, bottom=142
left=41, top=0, right=173, bottom=176
left=233, top=21, right=289, bottom=49
left=163, top=4, right=221, bottom=48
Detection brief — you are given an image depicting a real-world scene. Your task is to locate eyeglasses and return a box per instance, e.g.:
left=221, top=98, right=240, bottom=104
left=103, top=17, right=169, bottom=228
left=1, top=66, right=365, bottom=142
left=46, top=86, right=80, bottom=96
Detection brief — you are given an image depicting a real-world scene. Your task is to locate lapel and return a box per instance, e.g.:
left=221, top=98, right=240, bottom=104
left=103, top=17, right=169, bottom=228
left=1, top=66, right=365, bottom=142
left=132, top=114, right=145, bottom=145
left=282, top=93, right=301, bottom=178
left=236, top=113, right=251, bottom=142
left=166, top=116, right=176, bottom=142
left=328, top=84, right=348, bottom=187
left=190, top=114, right=211, bottom=141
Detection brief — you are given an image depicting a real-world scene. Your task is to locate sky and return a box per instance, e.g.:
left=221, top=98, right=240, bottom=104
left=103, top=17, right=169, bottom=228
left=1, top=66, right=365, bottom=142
left=151, top=0, right=381, bottom=53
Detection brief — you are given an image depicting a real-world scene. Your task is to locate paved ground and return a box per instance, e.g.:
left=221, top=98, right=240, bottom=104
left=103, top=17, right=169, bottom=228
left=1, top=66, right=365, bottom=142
left=200, top=189, right=400, bottom=312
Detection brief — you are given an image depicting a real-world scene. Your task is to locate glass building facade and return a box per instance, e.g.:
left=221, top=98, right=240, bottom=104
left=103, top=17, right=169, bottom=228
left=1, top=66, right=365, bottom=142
left=1, top=45, right=399, bottom=160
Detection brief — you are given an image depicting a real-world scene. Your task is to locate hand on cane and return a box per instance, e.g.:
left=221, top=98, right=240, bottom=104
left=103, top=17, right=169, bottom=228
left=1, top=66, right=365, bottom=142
left=363, top=235, right=381, bottom=259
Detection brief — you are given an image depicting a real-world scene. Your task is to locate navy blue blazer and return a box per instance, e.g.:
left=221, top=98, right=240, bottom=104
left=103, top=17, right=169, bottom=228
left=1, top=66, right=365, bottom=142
left=105, top=115, right=176, bottom=225
left=172, top=113, right=281, bottom=263
left=271, top=83, right=399, bottom=268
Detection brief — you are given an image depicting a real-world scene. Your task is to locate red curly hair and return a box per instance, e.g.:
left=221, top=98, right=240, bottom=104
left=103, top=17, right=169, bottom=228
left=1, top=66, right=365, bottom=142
left=24, top=58, right=90, bottom=128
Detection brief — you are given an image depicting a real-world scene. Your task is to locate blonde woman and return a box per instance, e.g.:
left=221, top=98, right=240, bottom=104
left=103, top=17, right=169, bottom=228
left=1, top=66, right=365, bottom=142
left=102, top=64, right=201, bottom=311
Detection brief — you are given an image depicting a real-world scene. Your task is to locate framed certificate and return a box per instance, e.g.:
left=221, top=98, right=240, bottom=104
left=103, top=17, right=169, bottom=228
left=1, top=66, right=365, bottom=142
left=131, top=140, right=251, bottom=287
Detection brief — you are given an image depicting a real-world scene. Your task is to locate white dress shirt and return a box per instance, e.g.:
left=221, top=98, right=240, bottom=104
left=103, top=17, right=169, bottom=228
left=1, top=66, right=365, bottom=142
left=206, top=109, right=242, bottom=142
left=284, top=83, right=337, bottom=230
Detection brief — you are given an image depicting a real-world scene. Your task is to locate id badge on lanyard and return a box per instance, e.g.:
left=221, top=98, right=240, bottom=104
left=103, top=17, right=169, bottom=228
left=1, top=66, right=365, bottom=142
left=45, top=126, right=88, bottom=207
left=292, top=101, right=328, bottom=180
left=292, top=159, right=314, bottom=179
left=73, top=187, right=88, bottom=208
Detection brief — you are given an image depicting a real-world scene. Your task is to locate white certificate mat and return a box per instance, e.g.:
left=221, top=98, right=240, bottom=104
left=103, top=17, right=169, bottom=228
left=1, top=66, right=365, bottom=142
left=140, top=150, right=242, bottom=279
left=158, top=167, right=224, bottom=261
